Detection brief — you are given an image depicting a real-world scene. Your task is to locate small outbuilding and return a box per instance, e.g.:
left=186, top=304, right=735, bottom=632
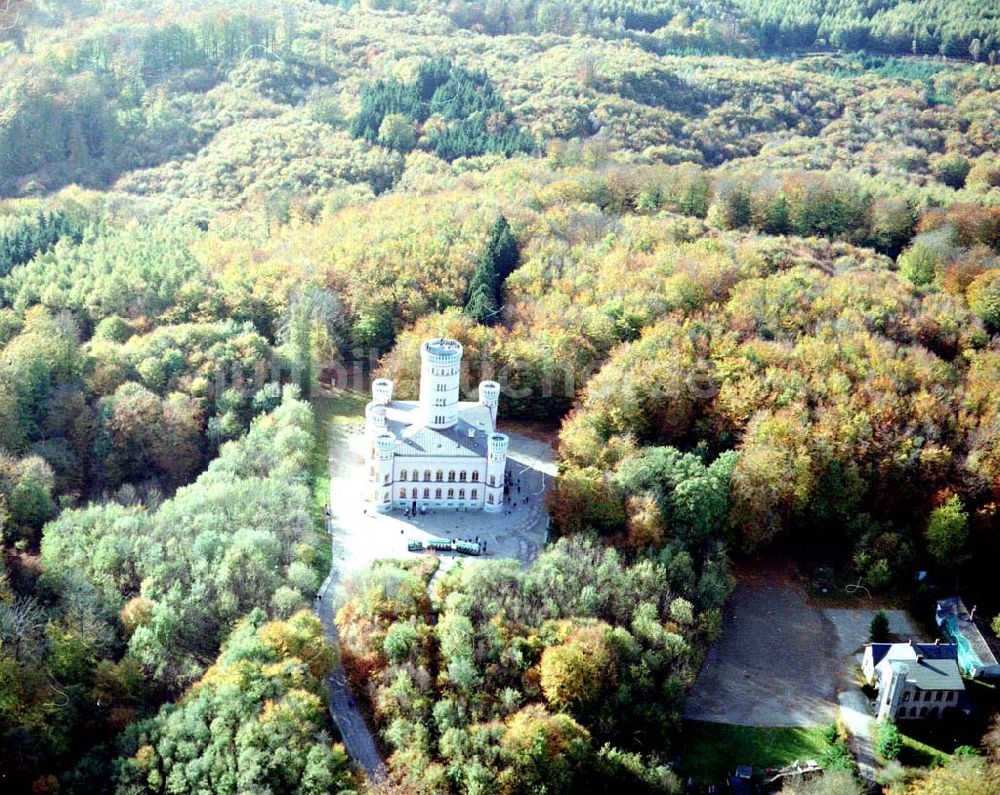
left=936, top=597, right=1000, bottom=679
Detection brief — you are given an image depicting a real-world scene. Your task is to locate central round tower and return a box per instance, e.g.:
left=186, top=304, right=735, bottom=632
left=419, top=338, right=463, bottom=429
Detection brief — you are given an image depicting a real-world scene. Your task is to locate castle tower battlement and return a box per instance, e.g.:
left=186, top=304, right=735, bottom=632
left=419, top=338, right=463, bottom=429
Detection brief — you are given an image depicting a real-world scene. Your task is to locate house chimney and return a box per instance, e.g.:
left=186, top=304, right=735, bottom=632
left=916, top=655, right=924, bottom=664
left=934, top=638, right=940, bottom=646
left=970, top=605, right=977, bottom=621
left=908, top=639, right=913, bottom=646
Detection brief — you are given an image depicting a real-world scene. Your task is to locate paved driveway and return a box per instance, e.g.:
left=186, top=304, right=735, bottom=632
left=824, top=607, right=920, bottom=783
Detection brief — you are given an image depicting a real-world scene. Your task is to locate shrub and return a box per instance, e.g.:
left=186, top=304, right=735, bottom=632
left=822, top=722, right=839, bottom=744
left=968, top=269, right=1000, bottom=329
left=821, top=740, right=855, bottom=772
left=876, top=721, right=902, bottom=760
left=898, top=230, right=954, bottom=286
left=932, top=152, right=971, bottom=189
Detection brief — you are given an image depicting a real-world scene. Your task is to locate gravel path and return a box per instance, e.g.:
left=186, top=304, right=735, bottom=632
left=311, top=406, right=388, bottom=784
left=838, top=689, right=876, bottom=784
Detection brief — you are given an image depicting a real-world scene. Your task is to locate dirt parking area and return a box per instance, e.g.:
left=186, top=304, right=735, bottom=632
left=685, top=563, right=841, bottom=727
left=684, top=561, right=925, bottom=728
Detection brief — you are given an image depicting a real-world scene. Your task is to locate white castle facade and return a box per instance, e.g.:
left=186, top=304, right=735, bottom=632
left=366, top=338, right=508, bottom=514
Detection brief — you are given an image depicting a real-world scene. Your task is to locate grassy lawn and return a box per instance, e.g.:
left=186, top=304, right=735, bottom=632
left=898, top=732, right=951, bottom=768
left=309, top=391, right=367, bottom=583
left=678, top=721, right=833, bottom=782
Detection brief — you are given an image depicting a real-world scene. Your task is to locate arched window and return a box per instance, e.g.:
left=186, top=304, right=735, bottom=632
left=448, top=470, right=456, bottom=481
left=399, top=489, right=406, bottom=499
left=435, top=488, right=442, bottom=499
left=459, top=471, right=467, bottom=482
left=902, top=692, right=910, bottom=702
left=384, top=473, right=390, bottom=484
left=448, top=488, right=454, bottom=499
left=488, top=475, right=496, bottom=486
left=399, top=469, right=407, bottom=481
left=459, top=489, right=465, bottom=499
left=471, top=471, right=479, bottom=482
left=412, top=488, right=418, bottom=499
left=423, top=488, right=430, bottom=499
left=487, top=494, right=494, bottom=504
left=909, top=706, right=917, bottom=717
left=471, top=489, right=477, bottom=499
left=424, top=470, right=431, bottom=481
left=436, top=470, right=444, bottom=481
left=382, top=493, right=389, bottom=502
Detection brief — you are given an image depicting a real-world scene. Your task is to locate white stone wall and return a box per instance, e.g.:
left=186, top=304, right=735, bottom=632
left=390, top=455, right=488, bottom=510
left=877, top=669, right=958, bottom=721
left=373, top=432, right=396, bottom=512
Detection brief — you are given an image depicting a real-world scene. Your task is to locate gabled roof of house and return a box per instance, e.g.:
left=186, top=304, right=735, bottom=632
left=871, top=642, right=964, bottom=691
left=867, top=642, right=956, bottom=670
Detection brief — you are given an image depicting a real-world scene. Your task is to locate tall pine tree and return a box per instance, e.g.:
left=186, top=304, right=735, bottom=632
left=464, top=215, right=518, bottom=325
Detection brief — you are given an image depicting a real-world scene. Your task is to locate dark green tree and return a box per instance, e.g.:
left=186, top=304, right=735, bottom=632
left=870, top=611, right=890, bottom=643
left=465, top=215, right=519, bottom=325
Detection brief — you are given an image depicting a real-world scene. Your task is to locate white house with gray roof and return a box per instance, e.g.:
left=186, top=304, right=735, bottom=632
left=365, top=338, right=507, bottom=514
left=862, top=641, right=967, bottom=722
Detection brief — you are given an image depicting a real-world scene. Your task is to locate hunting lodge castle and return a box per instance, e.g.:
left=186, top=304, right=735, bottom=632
left=366, top=338, right=508, bottom=514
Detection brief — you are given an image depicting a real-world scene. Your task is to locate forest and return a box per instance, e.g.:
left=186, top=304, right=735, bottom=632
left=1, top=0, right=1000, bottom=793
left=335, top=539, right=726, bottom=793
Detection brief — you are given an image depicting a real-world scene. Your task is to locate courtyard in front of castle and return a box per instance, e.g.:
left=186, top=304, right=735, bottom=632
left=322, top=390, right=554, bottom=585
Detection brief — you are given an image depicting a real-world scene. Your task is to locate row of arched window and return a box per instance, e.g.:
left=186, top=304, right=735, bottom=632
left=901, top=690, right=954, bottom=703
left=400, top=487, right=478, bottom=501
left=399, top=469, right=479, bottom=483
left=897, top=705, right=940, bottom=718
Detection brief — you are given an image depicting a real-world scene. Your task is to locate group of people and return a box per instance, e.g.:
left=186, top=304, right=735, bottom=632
left=504, top=474, right=535, bottom=514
